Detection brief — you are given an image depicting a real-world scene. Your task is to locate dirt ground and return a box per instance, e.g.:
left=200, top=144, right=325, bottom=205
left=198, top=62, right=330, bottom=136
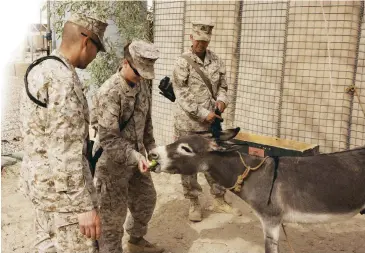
left=2, top=162, right=365, bottom=253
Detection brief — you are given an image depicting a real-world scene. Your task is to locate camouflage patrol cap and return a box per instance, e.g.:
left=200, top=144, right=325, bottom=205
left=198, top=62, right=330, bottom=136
left=192, top=20, right=215, bottom=41
left=129, top=40, right=159, bottom=80
left=68, top=14, right=108, bottom=52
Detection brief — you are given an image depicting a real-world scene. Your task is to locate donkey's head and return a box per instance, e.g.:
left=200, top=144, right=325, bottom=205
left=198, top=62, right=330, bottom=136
left=148, top=128, right=240, bottom=175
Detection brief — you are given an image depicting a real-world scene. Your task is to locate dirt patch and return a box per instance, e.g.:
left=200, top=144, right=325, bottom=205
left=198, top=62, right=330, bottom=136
left=2, top=164, right=365, bottom=253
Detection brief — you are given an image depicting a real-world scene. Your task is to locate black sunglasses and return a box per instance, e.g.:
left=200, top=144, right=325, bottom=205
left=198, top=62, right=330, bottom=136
left=81, top=32, right=100, bottom=51
left=127, top=60, right=140, bottom=77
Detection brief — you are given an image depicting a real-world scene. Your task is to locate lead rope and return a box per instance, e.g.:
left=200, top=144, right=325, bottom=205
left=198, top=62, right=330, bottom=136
left=282, top=224, right=295, bottom=253
left=227, top=152, right=269, bottom=192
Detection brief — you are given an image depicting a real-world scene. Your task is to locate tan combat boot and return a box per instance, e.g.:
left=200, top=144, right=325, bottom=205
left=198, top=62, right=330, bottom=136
left=127, top=237, right=164, bottom=253
left=188, top=198, right=202, bottom=222
left=212, top=196, right=242, bottom=216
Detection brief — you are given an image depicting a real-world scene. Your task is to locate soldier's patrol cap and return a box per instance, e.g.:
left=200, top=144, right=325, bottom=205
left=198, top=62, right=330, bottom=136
left=191, top=20, right=215, bottom=41
left=129, top=40, right=159, bottom=80
left=67, top=14, right=108, bottom=52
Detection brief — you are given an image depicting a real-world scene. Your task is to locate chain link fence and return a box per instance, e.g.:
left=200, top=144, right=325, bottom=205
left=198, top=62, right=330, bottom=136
left=152, top=0, right=365, bottom=153
left=3, top=1, right=364, bottom=154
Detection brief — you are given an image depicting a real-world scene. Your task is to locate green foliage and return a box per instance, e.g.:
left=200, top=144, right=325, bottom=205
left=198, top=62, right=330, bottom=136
left=87, top=38, right=120, bottom=87
left=51, top=1, right=151, bottom=87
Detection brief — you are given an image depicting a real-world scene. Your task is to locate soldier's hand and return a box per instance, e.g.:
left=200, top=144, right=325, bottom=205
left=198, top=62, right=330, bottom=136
left=205, top=111, right=222, bottom=124
left=216, top=100, right=226, bottom=113
left=77, top=209, right=101, bottom=240
left=138, top=156, right=150, bottom=173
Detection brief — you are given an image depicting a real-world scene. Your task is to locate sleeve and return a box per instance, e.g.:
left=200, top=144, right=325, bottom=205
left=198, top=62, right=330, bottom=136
left=172, top=57, right=210, bottom=122
left=47, top=69, right=94, bottom=212
left=97, top=86, right=141, bottom=165
left=142, top=83, right=156, bottom=152
left=216, top=57, right=228, bottom=105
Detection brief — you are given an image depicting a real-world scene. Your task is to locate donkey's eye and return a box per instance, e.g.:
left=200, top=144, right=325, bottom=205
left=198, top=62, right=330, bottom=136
left=177, top=144, right=194, bottom=156
left=182, top=146, right=192, bottom=153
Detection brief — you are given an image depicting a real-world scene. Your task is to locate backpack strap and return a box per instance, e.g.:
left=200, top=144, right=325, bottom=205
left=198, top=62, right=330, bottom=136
left=181, top=54, right=216, bottom=100
left=24, top=56, right=68, bottom=108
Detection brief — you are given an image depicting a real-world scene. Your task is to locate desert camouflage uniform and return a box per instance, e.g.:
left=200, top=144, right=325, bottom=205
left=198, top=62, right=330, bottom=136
left=173, top=46, right=229, bottom=199
left=20, top=13, right=108, bottom=253
left=34, top=209, right=97, bottom=253
left=93, top=41, right=158, bottom=253
left=20, top=49, right=97, bottom=253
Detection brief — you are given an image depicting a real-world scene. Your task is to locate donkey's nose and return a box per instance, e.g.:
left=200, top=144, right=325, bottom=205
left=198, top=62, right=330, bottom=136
left=148, top=151, right=159, bottom=161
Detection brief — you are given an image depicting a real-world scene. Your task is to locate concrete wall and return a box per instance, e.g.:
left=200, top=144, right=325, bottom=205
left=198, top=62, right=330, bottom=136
left=152, top=1, right=186, bottom=144
left=235, top=1, right=287, bottom=138
left=279, top=1, right=361, bottom=152
left=2, top=1, right=364, bottom=154
left=152, top=0, right=365, bottom=152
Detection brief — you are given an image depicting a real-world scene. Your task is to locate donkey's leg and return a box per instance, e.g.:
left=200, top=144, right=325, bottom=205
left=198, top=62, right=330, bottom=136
left=261, top=219, right=280, bottom=253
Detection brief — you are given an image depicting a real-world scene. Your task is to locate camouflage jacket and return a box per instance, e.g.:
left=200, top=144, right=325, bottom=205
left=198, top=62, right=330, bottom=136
left=92, top=70, right=155, bottom=173
left=20, top=50, right=96, bottom=212
left=172, top=48, right=228, bottom=133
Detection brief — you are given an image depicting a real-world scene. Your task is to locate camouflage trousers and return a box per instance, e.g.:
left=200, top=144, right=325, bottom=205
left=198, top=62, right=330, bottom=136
left=34, top=209, right=97, bottom=253
left=95, top=157, right=157, bottom=253
left=181, top=172, right=226, bottom=199
left=175, top=130, right=226, bottom=199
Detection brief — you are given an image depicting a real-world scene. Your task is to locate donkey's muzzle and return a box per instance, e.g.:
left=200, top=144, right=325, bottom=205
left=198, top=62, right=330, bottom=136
left=148, top=151, right=159, bottom=161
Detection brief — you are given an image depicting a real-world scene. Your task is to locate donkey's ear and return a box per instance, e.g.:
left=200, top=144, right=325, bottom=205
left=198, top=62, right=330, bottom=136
left=189, top=130, right=212, bottom=138
left=189, top=127, right=240, bottom=141
left=219, top=127, right=240, bottom=141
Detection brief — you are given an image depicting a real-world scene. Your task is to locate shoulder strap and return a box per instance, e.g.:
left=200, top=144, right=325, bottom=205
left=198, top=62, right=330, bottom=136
left=24, top=56, right=68, bottom=108
left=119, top=93, right=138, bottom=132
left=181, top=54, right=216, bottom=100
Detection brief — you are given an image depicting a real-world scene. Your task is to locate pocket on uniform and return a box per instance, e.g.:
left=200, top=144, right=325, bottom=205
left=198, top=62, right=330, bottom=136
left=54, top=172, right=69, bottom=192
left=54, top=212, right=96, bottom=252
left=54, top=212, right=78, bottom=229
left=94, top=176, right=111, bottom=209
left=210, top=68, right=220, bottom=80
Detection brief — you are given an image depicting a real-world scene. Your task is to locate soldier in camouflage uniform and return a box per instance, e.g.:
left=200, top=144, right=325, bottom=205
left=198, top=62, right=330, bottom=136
left=172, top=20, right=242, bottom=222
left=20, top=14, right=108, bottom=252
left=92, top=41, right=164, bottom=253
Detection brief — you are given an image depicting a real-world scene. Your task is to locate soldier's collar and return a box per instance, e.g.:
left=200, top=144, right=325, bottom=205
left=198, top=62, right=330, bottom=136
left=189, top=47, right=212, bottom=66
left=204, top=50, right=213, bottom=64
left=53, top=49, right=75, bottom=71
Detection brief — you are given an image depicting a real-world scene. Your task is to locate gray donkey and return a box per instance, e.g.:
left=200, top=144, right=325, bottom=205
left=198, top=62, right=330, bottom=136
left=148, top=129, right=365, bottom=253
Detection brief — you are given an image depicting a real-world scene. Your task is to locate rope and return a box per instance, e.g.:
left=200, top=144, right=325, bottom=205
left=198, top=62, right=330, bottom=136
left=346, top=85, right=365, bottom=117
left=227, top=152, right=269, bottom=192
left=237, top=151, right=269, bottom=172
left=181, top=0, right=186, bottom=54
left=346, top=1, right=364, bottom=149
left=321, top=1, right=334, bottom=94
left=282, top=224, right=295, bottom=253
left=229, top=0, right=244, bottom=128
left=277, top=0, right=291, bottom=138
